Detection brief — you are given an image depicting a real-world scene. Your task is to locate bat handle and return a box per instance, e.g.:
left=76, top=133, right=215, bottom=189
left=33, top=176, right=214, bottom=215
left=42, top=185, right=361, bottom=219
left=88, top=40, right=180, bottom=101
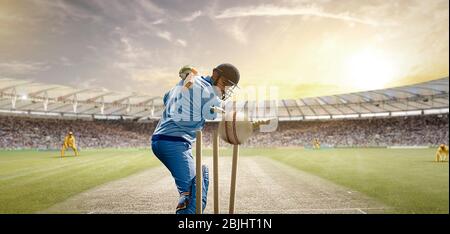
left=183, top=72, right=195, bottom=89
left=210, top=106, right=226, bottom=114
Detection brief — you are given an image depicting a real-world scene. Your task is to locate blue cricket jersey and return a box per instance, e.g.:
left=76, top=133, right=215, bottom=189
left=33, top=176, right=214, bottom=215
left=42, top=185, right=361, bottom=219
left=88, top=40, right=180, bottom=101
left=152, top=76, right=222, bottom=144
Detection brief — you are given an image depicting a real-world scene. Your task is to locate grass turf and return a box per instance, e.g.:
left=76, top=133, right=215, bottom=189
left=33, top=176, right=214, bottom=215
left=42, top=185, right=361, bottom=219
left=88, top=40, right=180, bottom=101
left=205, top=147, right=448, bottom=214
left=0, top=148, right=448, bottom=214
left=0, top=149, right=158, bottom=213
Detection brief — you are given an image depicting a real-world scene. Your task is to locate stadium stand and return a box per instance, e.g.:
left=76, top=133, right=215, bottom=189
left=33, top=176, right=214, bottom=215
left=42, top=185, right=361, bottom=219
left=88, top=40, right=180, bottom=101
left=0, top=115, right=155, bottom=150
left=0, top=77, right=448, bottom=150
left=0, top=114, right=447, bottom=149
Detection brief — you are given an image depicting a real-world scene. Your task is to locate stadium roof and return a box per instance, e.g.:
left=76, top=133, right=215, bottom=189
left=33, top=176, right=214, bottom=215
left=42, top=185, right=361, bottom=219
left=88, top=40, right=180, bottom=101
left=0, top=77, right=448, bottom=121
left=269, top=77, right=449, bottom=120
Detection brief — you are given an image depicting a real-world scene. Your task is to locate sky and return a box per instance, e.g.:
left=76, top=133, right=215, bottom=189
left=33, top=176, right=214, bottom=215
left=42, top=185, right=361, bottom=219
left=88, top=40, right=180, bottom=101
left=0, top=0, right=448, bottom=99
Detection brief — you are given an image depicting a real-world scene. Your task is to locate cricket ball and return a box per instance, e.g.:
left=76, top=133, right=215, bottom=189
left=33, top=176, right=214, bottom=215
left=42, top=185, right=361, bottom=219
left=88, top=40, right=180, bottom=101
left=218, top=111, right=253, bottom=145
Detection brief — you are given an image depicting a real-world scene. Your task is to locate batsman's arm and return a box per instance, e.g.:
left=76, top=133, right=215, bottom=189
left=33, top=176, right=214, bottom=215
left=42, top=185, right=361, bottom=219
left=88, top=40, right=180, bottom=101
left=183, top=72, right=195, bottom=89
left=163, top=91, right=170, bottom=106
left=202, top=96, right=223, bottom=120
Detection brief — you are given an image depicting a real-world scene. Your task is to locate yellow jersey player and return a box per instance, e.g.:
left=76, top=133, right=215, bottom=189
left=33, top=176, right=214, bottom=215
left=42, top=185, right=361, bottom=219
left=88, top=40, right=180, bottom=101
left=313, top=138, right=321, bottom=150
left=61, top=131, right=79, bottom=157
left=435, top=144, right=448, bottom=162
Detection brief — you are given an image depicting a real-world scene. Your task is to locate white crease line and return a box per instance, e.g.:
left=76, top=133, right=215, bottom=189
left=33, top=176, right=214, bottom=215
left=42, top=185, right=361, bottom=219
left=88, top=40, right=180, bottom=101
left=237, top=207, right=388, bottom=213
left=84, top=207, right=388, bottom=214
left=356, top=208, right=367, bottom=214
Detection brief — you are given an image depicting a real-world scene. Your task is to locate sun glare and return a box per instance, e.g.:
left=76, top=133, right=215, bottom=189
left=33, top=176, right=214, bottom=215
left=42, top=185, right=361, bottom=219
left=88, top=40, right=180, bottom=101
left=346, top=49, right=396, bottom=90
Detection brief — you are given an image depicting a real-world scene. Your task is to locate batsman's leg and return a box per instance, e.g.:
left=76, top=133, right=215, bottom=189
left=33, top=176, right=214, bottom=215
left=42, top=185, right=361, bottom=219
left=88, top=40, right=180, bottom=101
left=195, top=131, right=202, bottom=214
left=186, top=165, right=209, bottom=214
left=151, top=140, right=209, bottom=214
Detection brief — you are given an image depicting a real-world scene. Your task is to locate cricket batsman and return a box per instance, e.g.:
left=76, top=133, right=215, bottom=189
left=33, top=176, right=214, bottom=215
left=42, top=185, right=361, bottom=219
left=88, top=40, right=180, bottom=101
left=61, top=131, right=79, bottom=157
left=435, top=144, right=448, bottom=162
left=151, top=63, right=240, bottom=214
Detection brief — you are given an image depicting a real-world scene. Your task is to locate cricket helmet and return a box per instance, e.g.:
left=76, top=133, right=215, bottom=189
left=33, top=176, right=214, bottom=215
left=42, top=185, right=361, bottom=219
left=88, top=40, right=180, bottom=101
left=213, top=63, right=240, bottom=100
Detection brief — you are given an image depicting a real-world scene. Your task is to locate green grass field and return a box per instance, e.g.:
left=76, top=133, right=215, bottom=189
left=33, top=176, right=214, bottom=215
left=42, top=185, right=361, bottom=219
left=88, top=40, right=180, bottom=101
left=0, top=148, right=448, bottom=214
left=262, top=148, right=449, bottom=214
left=0, top=149, right=159, bottom=213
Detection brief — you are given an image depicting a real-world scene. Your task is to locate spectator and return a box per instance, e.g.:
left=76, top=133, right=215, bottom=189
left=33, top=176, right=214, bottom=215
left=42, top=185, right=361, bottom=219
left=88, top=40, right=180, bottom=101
left=0, top=114, right=448, bottom=150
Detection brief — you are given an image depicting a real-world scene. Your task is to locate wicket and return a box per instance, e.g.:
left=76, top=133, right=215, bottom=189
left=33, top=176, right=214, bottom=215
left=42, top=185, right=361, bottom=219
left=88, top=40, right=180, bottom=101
left=195, top=130, right=239, bottom=214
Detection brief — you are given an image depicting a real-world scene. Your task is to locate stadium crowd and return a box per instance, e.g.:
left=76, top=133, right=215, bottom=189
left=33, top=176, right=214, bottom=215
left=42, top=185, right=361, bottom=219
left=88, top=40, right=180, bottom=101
left=0, top=115, right=155, bottom=150
left=0, top=114, right=448, bottom=150
left=242, top=114, right=449, bottom=148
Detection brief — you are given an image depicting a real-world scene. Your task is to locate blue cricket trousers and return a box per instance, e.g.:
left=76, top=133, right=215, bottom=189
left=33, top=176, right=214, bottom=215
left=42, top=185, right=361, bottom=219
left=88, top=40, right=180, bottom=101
left=151, top=138, right=209, bottom=214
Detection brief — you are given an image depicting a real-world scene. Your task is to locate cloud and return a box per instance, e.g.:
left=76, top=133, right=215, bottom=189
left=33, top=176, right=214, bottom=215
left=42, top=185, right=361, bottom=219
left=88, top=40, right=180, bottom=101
left=157, top=31, right=172, bottom=42
left=29, top=0, right=103, bottom=23
left=136, top=0, right=165, bottom=15
left=215, top=4, right=384, bottom=26
left=114, top=35, right=152, bottom=69
left=109, top=31, right=179, bottom=93
left=224, top=20, right=248, bottom=44
left=151, top=19, right=165, bottom=25
left=86, top=45, right=98, bottom=51
left=181, top=11, right=203, bottom=22
left=156, top=31, right=186, bottom=47
left=130, top=67, right=174, bottom=82
left=119, top=36, right=139, bottom=59
left=2, top=0, right=445, bottom=99
left=176, top=39, right=187, bottom=47
left=74, top=77, right=99, bottom=89
left=59, top=57, right=74, bottom=66
left=0, top=61, right=50, bottom=75
left=0, top=11, right=25, bottom=23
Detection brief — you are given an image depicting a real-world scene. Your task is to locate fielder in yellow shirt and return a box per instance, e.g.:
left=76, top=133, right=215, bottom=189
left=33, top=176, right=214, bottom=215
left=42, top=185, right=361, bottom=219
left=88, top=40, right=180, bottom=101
left=61, top=131, right=79, bottom=157
left=435, top=144, right=448, bottom=162
left=313, top=138, right=321, bottom=150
